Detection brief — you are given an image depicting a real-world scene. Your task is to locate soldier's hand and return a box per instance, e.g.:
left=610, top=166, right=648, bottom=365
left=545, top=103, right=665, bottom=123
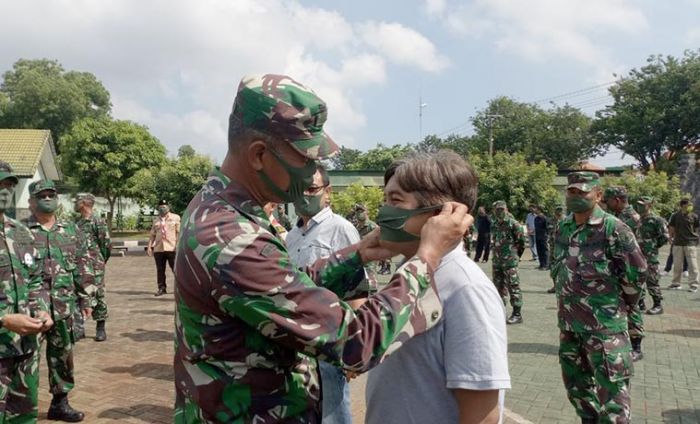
left=358, top=227, right=395, bottom=263
left=82, top=308, right=93, bottom=320
left=344, top=370, right=360, bottom=382
left=2, top=313, right=44, bottom=335
left=35, top=311, right=54, bottom=332
left=418, top=202, right=472, bottom=269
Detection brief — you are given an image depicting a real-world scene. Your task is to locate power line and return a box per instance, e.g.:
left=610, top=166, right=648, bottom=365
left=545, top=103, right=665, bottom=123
left=531, top=81, right=616, bottom=105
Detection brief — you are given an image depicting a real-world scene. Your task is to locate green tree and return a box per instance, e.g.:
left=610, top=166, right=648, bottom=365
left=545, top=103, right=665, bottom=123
left=0, top=59, right=111, bottom=143
left=601, top=170, right=684, bottom=219
left=592, top=50, right=700, bottom=170
left=414, top=134, right=473, bottom=157
left=471, top=97, right=597, bottom=168
left=59, top=117, right=167, bottom=227
left=331, top=183, right=384, bottom=221
left=327, top=146, right=362, bottom=170
left=346, top=144, right=413, bottom=171
left=471, top=152, right=560, bottom=219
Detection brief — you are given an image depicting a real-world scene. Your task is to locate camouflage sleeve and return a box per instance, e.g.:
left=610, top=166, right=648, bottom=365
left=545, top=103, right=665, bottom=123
left=26, top=235, right=50, bottom=315
left=98, top=219, right=112, bottom=262
left=73, top=226, right=97, bottom=307
left=656, top=217, right=669, bottom=249
left=214, top=232, right=442, bottom=373
left=609, top=222, right=647, bottom=308
left=513, top=221, right=526, bottom=251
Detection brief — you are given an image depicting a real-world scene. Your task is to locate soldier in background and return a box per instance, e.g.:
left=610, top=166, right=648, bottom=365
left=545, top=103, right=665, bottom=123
left=0, top=161, right=52, bottom=422
left=546, top=206, right=565, bottom=294
left=633, top=196, right=669, bottom=316
left=24, top=180, right=96, bottom=422
left=603, top=186, right=645, bottom=361
left=275, top=204, right=292, bottom=231
left=491, top=200, right=526, bottom=324
left=552, top=172, right=646, bottom=423
left=74, top=193, right=112, bottom=341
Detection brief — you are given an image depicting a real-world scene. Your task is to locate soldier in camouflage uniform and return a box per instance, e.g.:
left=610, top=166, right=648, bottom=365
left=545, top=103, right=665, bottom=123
left=0, top=162, right=52, bottom=422
left=632, top=196, right=669, bottom=316
left=491, top=200, right=526, bottom=324
left=546, top=206, right=565, bottom=293
left=552, top=172, right=647, bottom=423
left=74, top=193, right=112, bottom=341
left=173, top=74, right=471, bottom=423
left=354, top=204, right=378, bottom=286
left=24, top=180, right=96, bottom=422
left=603, top=186, right=645, bottom=361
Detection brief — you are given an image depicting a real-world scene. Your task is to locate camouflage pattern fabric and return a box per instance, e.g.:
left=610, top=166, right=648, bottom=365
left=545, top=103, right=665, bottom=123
left=44, top=318, right=76, bottom=395
left=75, top=213, right=112, bottom=325
left=559, top=331, right=632, bottom=422
left=355, top=219, right=378, bottom=287
left=0, top=216, right=47, bottom=422
left=491, top=213, right=526, bottom=307
left=636, top=213, right=669, bottom=304
left=550, top=205, right=647, bottom=334
left=173, top=168, right=443, bottom=423
left=613, top=205, right=645, bottom=339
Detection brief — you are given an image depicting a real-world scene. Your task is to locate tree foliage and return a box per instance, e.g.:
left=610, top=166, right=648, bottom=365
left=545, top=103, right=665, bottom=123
left=0, top=59, right=111, bottom=143
left=592, top=50, right=700, bottom=170
left=331, top=183, right=384, bottom=221
left=59, top=117, right=167, bottom=227
left=471, top=152, right=561, bottom=220
left=344, top=144, right=413, bottom=171
left=601, top=170, right=685, bottom=219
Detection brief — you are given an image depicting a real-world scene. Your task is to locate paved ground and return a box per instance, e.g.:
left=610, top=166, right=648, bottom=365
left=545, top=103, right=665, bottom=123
left=35, top=248, right=699, bottom=423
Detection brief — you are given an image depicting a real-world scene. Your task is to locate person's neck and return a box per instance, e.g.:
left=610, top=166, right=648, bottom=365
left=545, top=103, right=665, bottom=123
left=35, top=212, right=56, bottom=229
left=300, top=214, right=312, bottom=228
left=221, top=152, right=267, bottom=208
left=574, top=208, right=595, bottom=225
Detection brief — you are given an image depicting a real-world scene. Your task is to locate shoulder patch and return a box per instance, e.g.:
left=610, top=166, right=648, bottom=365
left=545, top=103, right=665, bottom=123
left=260, top=243, right=277, bottom=258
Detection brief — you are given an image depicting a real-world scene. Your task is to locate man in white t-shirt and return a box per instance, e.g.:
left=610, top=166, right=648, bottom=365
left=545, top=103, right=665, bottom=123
left=366, top=150, right=511, bottom=424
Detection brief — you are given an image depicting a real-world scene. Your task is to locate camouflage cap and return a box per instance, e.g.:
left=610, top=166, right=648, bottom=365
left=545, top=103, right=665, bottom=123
left=636, top=195, right=653, bottom=205
left=231, top=74, right=339, bottom=160
left=355, top=203, right=367, bottom=212
left=75, top=192, right=96, bottom=203
left=566, top=171, right=600, bottom=192
left=0, top=160, right=19, bottom=184
left=555, top=205, right=564, bottom=211
left=28, top=179, right=57, bottom=196
left=493, top=200, right=507, bottom=209
left=603, top=186, right=628, bottom=200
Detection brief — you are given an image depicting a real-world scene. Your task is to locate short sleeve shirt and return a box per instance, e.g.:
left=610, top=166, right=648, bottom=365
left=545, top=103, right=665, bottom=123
left=150, top=213, right=180, bottom=252
left=669, top=211, right=699, bottom=246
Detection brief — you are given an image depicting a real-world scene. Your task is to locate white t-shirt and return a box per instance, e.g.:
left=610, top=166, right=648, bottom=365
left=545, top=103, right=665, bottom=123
left=365, top=245, right=511, bottom=424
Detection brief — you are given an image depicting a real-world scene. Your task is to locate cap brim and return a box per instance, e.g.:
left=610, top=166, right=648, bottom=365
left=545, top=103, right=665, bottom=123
left=290, top=131, right=339, bottom=160
left=567, top=183, right=593, bottom=192
left=0, top=173, right=18, bottom=184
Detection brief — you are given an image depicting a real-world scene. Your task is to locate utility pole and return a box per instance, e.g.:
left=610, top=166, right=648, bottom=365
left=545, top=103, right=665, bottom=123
left=485, top=114, right=502, bottom=157
left=419, top=96, right=428, bottom=141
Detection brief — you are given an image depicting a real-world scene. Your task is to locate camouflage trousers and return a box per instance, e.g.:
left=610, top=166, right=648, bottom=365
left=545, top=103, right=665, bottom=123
left=0, top=351, right=39, bottom=423
left=92, top=274, right=108, bottom=321
left=41, top=318, right=75, bottom=395
left=492, top=264, right=522, bottom=308
left=645, top=261, right=663, bottom=304
left=628, top=279, right=646, bottom=339
left=559, top=331, right=632, bottom=423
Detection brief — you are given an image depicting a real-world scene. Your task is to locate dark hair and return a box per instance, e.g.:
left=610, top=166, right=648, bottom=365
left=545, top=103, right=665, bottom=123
left=228, top=113, right=276, bottom=152
left=384, top=150, right=478, bottom=211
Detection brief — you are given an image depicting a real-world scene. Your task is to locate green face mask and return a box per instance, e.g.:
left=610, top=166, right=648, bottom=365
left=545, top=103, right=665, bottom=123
left=566, top=196, right=595, bottom=213
left=495, top=210, right=506, bottom=219
left=0, top=188, right=14, bottom=212
left=356, top=212, right=367, bottom=222
left=376, top=204, right=443, bottom=242
left=37, top=198, right=58, bottom=214
left=633, top=203, right=648, bottom=215
left=258, top=148, right=317, bottom=203
left=158, top=206, right=169, bottom=216
left=293, top=193, right=324, bottom=217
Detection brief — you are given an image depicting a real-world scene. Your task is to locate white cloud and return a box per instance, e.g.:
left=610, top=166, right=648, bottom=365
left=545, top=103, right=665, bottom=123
left=0, top=0, right=445, bottom=156
left=686, top=27, right=700, bottom=44
left=443, top=0, right=647, bottom=76
left=359, top=21, right=450, bottom=72
left=424, top=0, right=447, bottom=17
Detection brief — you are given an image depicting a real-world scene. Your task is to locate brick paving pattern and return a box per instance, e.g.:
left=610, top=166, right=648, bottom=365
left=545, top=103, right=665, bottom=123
left=34, top=247, right=698, bottom=423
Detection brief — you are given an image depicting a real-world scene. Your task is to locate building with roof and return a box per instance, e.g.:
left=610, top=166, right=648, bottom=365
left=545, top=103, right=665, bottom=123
left=0, top=129, right=61, bottom=219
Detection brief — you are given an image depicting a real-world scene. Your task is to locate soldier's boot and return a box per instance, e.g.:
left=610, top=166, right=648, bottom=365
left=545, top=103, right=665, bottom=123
left=647, top=300, right=664, bottom=315
left=638, top=299, right=646, bottom=311
left=95, top=320, right=107, bottom=342
left=631, top=337, right=644, bottom=362
left=47, top=393, right=85, bottom=422
left=506, top=307, right=523, bottom=325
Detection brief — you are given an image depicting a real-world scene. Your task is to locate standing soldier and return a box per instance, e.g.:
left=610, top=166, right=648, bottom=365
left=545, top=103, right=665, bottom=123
left=354, top=204, right=378, bottom=288
left=603, top=186, right=645, bottom=361
left=74, top=193, right=112, bottom=341
left=552, top=172, right=646, bottom=423
left=546, top=206, right=565, bottom=294
left=24, top=180, right=95, bottom=422
left=633, top=196, right=669, bottom=315
left=491, top=200, right=526, bottom=324
left=275, top=204, right=292, bottom=231
left=0, top=161, right=52, bottom=422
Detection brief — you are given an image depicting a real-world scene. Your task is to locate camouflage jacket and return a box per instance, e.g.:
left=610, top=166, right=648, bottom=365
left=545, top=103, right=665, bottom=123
left=550, top=206, right=647, bottom=334
left=491, top=214, right=526, bottom=266
left=75, top=214, right=112, bottom=276
left=173, top=168, right=443, bottom=423
left=24, top=216, right=96, bottom=320
left=0, top=216, right=49, bottom=358
left=548, top=216, right=566, bottom=264
left=637, top=214, right=669, bottom=263
left=616, top=205, right=641, bottom=234
left=355, top=219, right=376, bottom=238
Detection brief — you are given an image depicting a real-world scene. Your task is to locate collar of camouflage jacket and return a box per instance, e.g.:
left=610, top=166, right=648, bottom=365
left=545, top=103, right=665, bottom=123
left=562, top=204, right=606, bottom=229
left=25, top=215, right=64, bottom=230
left=208, top=167, right=276, bottom=233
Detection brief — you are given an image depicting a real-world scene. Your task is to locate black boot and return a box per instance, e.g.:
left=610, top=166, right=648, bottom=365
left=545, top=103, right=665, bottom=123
left=47, top=393, right=85, bottom=422
left=506, top=307, right=523, bottom=325
left=647, top=301, right=664, bottom=315
left=638, top=299, right=646, bottom=311
left=95, top=320, right=106, bottom=342
left=631, top=337, right=644, bottom=362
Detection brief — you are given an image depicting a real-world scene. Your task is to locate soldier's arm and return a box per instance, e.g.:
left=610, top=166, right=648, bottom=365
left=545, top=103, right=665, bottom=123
left=25, top=235, right=50, bottom=315
left=98, top=219, right=112, bottom=262
left=657, top=218, right=669, bottom=248
left=213, top=232, right=442, bottom=373
left=73, top=226, right=97, bottom=307
left=610, top=222, right=647, bottom=308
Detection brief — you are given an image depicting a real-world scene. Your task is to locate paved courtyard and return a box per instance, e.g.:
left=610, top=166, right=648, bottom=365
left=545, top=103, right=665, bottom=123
left=35, top=248, right=699, bottom=423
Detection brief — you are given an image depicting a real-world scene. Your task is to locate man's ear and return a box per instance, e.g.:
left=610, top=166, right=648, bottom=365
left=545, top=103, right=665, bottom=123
left=248, top=140, right=267, bottom=171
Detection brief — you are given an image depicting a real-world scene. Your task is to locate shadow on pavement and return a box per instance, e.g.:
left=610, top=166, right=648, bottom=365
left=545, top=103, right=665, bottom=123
left=98, top=404, right=173, bottom=421
left=120, top=328, right=174, bottom=342
left=110, top=289, right=154, bottom=296
left=102, top=362, right=174, bottom=382
left=658, top=329, right=700, bottom=338
left=509, top=342, right=558, bottom=355
left=134, top=309, right=175, bottom=316
left=130, top=296, right=175, bottom=302
left=661, top=408, right=700, bottom=422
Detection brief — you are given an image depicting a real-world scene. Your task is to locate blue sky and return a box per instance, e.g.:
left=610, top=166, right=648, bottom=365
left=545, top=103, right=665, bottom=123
left=2, top=0, right=699, bottom=167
